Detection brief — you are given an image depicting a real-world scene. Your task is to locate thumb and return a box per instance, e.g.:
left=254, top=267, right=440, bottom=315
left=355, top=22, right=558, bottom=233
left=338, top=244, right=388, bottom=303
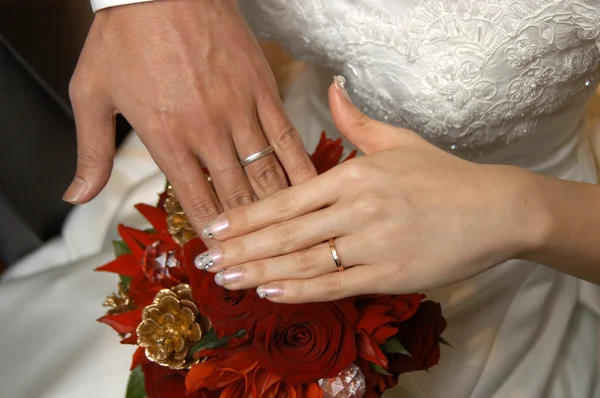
left=329, top=76, right=411, bottom=155
left=64, top=88, right=116, bottom=204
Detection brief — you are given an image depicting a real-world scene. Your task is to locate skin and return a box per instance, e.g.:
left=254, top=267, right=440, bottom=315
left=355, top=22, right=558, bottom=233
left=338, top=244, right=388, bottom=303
left=65, top=0, right=316, bottom=241
left=198, top=82, right=600, bottom=304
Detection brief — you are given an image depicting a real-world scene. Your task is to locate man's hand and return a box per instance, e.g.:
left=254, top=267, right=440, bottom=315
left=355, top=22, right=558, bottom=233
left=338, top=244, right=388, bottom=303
left=66, top=0, right=316, bottom=235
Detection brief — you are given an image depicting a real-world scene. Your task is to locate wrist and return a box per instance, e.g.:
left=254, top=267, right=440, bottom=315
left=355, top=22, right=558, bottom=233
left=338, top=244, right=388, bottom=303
left=507, top=168, right=559, bottom=262
left=490, top=165, right=555, bottom=260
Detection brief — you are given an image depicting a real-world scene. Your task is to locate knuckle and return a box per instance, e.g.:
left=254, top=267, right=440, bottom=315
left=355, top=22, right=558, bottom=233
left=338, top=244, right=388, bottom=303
left=341, top=162, right=368, bottom=183
left=222, top=239, right=246, bottom=260
left=268, top=191, right=293, bottom=216
left=352, top=197, right=381, bottom=217
left=275, top=223, right=296, bottom=248
left=296, top=281, right=310, bottom=301
left=229, top=208, right=249, bottom=231
left=76, top=142, right=111, bottom=170
left=250, top=161, right=284, bottom=190
left=291, top=250, right=318, bottom=274
left=250, top=261, right=267, bottom=282
left=321, top=274, right=343, bottom=296
left=291, top=161, right=315, bottom=181
left=69, top=76, right=97, bottom=106
left=353, top=111, right=373, bottom=130
left=186, top=195, right=220, bottom=226
left=224, top=188, right=254, bottom=209
left=68, top=76, right=84, bottom=104
left=144, top=111, right=178, bottom=139
left=273, top=124, right=301, bottom=150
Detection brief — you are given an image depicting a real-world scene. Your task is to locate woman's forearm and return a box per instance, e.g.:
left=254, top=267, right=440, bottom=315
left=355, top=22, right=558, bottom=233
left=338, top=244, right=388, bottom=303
left=519, top=169, right=600, bottom=283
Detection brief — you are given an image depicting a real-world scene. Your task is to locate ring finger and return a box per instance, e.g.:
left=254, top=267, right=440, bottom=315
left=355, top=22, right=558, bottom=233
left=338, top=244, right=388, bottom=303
left=234, top=113, right=288, bottom=198
left=197, top=130, right=256, bottom=211
left=210, top=236, right=359, bottom=290
left=196, top=205, right=353, bottom=270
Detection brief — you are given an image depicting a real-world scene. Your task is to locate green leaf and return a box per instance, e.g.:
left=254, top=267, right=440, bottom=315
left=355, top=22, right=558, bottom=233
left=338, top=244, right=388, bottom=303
left=120, top=275, right=133, bottom=287
left=189, top=329, right=247, bottom=357
left=371, top=364, right=392, bottom=376
left=112, top=240, right=131, bottom=257
left=125, top=366, right=147, bottom=398
left=144, top=228, right=157, bottom=234
left=381, top=336, right=411, bottom=357
left=440, top=337, right=453, bottom=348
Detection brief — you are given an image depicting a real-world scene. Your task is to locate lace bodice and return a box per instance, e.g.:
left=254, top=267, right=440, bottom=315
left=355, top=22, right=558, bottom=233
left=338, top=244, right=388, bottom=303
left=241, top=0, right=600, bottom=159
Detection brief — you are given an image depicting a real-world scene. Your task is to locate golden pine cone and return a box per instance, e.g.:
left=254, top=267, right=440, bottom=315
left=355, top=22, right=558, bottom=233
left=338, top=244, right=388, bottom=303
left=137, top=284, right=210, bottom=370
left=103, top=282, right=135, bottom=316
left=164, top=185, right=198, bottom=246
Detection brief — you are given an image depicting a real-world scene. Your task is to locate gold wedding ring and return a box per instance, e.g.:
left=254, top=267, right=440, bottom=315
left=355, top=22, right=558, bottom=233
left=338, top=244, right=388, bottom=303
left=328, top=239, right=345, bottom=272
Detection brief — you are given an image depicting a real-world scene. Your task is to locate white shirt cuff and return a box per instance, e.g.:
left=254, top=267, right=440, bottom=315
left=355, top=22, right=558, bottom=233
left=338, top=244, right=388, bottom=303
left=91, top=0, right=157, bottom=12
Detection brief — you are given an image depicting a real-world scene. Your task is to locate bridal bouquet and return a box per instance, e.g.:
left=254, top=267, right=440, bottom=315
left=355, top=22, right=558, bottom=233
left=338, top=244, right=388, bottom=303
left=98, top=133, right=447, bottom=398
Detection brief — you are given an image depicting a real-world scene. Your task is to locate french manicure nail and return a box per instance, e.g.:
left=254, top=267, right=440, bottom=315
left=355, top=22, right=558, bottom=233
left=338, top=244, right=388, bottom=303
left=62, top=177, right=87, bottom=203
left=333, top=75, right=353, bottom=103
left=257, top=285, right=284, bottom=299
left=215, top=268, right=245, bottom=286
left=194, top=247, right=223, bottom=270
left=202, top=216, right=230, bottom=239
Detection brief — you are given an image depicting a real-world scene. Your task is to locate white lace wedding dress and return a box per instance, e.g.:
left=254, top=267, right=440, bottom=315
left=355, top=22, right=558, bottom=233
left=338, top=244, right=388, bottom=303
left=1, top=1, right=600, bottom=397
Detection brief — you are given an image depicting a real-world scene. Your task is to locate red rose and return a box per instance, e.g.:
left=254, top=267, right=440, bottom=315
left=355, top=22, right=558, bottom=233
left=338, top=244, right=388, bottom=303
left=184, top=239, right=258, bottom=336
left=142, top=362, right=211, bottom=398
left=389, top=301, right=446, bottom=375
left=252, top=300, right=359, bottom=385
left=357, top=294, right=424, bottom=325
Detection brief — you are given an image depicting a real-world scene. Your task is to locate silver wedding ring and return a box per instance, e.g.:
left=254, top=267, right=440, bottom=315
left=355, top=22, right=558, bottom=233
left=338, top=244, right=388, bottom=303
left=239, top=146, right=274, bottom=167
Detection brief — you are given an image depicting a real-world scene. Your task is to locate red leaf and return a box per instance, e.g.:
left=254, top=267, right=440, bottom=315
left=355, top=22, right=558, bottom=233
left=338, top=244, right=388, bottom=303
left=96, top=254, right=140, bottom=277
left=310, top=132, right=357, bottom=174
left=135, top=203, right=169, bottom=233
left=98, top=308, right=142, bottom=335
left=120, top=333, right=138, bottom=345
left=252, top=368, right=282, bottom=397
left=129, top=272, right=163, bottom=307
left=131, top=346, right=150, bottom=370
left=219, top=380, right=247, bottom=398
left=357, top=332, right=388, bottom=368
left=120, top=225, right=168, bottom=249
left=118, top=225, right=146, bottom=260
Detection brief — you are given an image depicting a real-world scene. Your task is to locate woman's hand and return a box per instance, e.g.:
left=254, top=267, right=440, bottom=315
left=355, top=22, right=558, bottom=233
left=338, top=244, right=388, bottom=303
left=193, top=77, right=547, bottom=303
left=66, top=0, right=315, bottom=237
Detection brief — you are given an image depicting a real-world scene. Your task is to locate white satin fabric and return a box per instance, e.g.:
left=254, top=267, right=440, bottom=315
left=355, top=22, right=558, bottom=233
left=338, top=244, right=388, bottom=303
left=2, top=0, right=600, bottom=396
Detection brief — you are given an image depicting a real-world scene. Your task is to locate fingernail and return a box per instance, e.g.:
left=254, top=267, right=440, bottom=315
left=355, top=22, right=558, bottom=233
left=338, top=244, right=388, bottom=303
left=257, top=284, right=284, bottom=299
left=194, top=247, right=223, bottom=270
left=333, top=75, right=353, bottom=103
left=215, top=268, right=244, bottom=286
left=202, top=216, right=230, bottom=239
left=62, top=177, right=87, bottom=203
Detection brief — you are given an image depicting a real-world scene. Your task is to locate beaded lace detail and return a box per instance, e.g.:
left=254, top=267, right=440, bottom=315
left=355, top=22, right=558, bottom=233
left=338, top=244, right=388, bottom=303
left=241, top=0, right=600, bottom=154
